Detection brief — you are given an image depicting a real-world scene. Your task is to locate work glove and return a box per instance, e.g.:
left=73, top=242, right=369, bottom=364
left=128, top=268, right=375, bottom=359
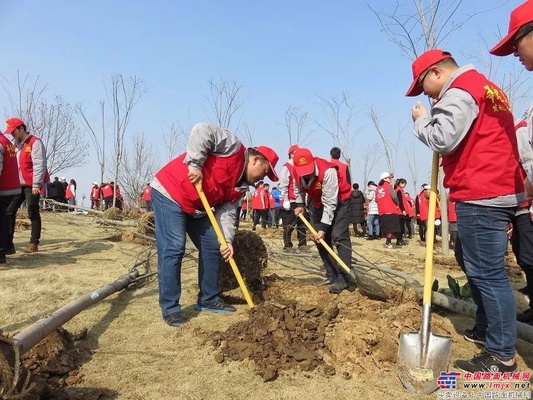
left=283, top=200, right=291, bottom=210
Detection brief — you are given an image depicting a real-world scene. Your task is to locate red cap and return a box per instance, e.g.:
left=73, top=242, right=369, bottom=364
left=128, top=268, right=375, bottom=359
left=405, top=49, right=453, bottom=97
left=288, top=144, right=299, bottom=155
left=490, top=1, right=533, bottom=56
left=4, top=117, right=25, bottom=134
left=292, top=148, right=315, bottom=176
left=255, top=145, right=279, bottom=182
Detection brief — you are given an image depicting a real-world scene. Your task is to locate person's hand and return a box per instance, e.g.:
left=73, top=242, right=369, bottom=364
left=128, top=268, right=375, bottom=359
left=313, top=230, right=325, bottom=242
left=32, top=187, right=40, bottom=195
left=411, top=101, right=428, bottom=122
left=188, top=166, right=202, bottom=183
left=282, top=200, right=291, bottom=210
left=402, top=210, right=407, bottom=216
left=220, top=243, right=234, bottom=262
left=294, top=206, right=305, bottom=216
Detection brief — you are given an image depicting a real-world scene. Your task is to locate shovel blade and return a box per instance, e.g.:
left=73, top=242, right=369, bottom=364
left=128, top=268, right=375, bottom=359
left=398, top=331, right=452, bottom=395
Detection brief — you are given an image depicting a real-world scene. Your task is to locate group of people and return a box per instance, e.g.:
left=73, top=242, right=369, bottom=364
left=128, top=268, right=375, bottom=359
left=43, top=176, right=77, bottom=211
left=89, top=181, right=124, bottom=210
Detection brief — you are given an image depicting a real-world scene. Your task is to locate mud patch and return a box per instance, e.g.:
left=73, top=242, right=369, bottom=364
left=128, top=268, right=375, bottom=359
left=1, top=328, right=115, bottom=399
left=211, top=278, right=454, bottom=382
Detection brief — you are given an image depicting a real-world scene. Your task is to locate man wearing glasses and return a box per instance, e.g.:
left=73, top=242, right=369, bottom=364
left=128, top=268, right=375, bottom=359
left=406, top=49, right=525, bottom=374
left=490, top=0, right=533, bottom=199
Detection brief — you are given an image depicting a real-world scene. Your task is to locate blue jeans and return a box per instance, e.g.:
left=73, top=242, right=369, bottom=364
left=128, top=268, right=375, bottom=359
left=367, top=214, right=380, bottom=236
left=454, top=202, right=516, bottom=360
left=152, top=189, right=222, bottom=317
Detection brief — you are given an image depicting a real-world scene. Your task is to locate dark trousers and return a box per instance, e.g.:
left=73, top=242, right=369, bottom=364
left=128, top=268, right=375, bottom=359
left=253, top=209, right=267, bottom=228
left=511, top=212, right=533, bottom=309
left=281, top=205, right=306, bottom=248
left=311, top=200, right=352, bottom=284
left=7, top=186, right=41, bottom=245
left=418, top=219, right=427, bottom=241
left=401, top=216, right=412, bottom=237
left=0, top=195, right=14, bottom=257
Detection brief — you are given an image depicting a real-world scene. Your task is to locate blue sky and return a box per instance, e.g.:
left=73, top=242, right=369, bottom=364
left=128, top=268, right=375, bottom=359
left=0, top=0, right=525, bottom=201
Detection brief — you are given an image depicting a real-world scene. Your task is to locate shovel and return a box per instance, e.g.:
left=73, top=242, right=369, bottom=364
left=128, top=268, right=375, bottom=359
left=297, top=213, right=357, bottom=283
left=397, top=152, right=452, bottom=394
left=194, top=182, right=255, bottom=308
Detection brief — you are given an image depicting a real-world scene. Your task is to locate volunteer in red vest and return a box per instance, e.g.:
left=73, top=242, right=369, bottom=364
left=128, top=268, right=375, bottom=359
left=376, top=172, right=401, bottom=249
left=65, top=179, right=77, bottom=212
left=114, top=183, right=124, bottom=210
left=408, top=49, right=525, bottom=373
left=292, top=147, right=353, bottom=294
left=263, top=183, right=276, bottom=227
left=4, top=117, right=48, bottom=254
left=251, top=181, right=267, bottom=231
left=393, top=178, right=409, bottom=246
left=101, top=182, right=114, bottom=209
left=415, top=184, right=430, bottom=242
left=143, top=183, right=152, bottom=212
left=0, top=131, right=21, bottom=263
left=90, top=182, right=100, bottom=209
left=151, top=122, right=279, bottom=328
left=279, top=144, right=307, bottom=252
left=403, top=191, right=415, bottom=239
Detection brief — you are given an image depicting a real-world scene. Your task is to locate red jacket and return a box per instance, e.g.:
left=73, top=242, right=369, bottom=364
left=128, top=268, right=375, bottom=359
left=155, top=145, right=246, bottom=214
left=91, top=186, right=100, bottom=200
left=441, top=70, right=524, bottom=201
left=0, top=134, right=20, bottom=192
left=65, top=183, right=75, bottom=199
left=292, top=157, right=332, bottom=208
left=329, top=159, right=352, bottom=201
left=251, top=186, right=266, bottom=210
left=376, top=181, right=401, bottom=215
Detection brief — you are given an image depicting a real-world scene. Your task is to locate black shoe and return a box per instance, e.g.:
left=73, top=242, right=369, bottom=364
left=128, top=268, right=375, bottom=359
left=329, top=280, right=355, bottom=294
left=315, top=278, right=334, bottom=286
left=298, top=245, right=310, bottom=252
left=454, top=352, right=517, bottom=373
left=195, top=299, right=236, bottom=313
left=163, top=312, right=187, bottom=328
left=517, top=308, right=533, bottom=323
left=396, top=240, right=408, bottom=246
left=283, top=247, right=297, bottom=254
left=6, top=246, right=15, bottom=255
left=366, top=236, right=374, bottom=241
left=463, top=326, right=486, bottom=345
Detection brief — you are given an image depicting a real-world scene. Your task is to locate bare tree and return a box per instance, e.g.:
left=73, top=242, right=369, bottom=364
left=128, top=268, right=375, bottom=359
left=354, top=144, right=382, bottom=187
left=404, top=140, right=419, bottom=193
left=118, top=132, right=159, bottom=207
left=162, top=120, right=189, bottom=162
left=108, top=74, right=146, bottom=206
left=314, top=92, right=360, bottom=172
left=239, top=121, right=255, bottom=147
left=284, top=105, right=314, bottom=148
left=367, top=106, right=400, bottom=173
left=76, top=101, right=107, bottom=184
left=1, top=72, right=89, bottom=174
left=204, top=78, right=248, bottom=130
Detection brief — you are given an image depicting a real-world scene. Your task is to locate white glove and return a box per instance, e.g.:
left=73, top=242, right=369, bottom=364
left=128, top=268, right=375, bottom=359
left=434, top=219, right=441, bottom=226
left=283, top=200, right=291, bottom=210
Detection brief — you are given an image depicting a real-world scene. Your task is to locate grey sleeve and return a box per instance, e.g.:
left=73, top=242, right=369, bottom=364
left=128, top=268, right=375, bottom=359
left=184, top=122, right=242, bottom=169
left=516, top=125, right=533, bottom=176
left=278, top=165, right=290, bottom=201
left=320, top=168, right=338, bottom=225
left=32, top=139, right=47, bottom=188
left=215, top=200, right=238, bottom=245
left=413, top=88, right=479, bottom=155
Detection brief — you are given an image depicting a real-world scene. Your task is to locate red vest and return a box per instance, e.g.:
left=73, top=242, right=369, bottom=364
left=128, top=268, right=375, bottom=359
left=441, top=70, right=524, bottom=201
left=417, top=190, right=441, bottom=221
left=143, top=186, right=152, bottom=201
left=292, top=158, right=332, bottom=208
left=376, top=181, right=401, bottom=215
left=329, top=159, right=352, bottom=201
left=101, top=184, right=113, bottom=198
left=398, top=188, right=415, bottom=217
left=91, top=186, right=100, bottom=200
left=65, top=183, right=75, bottom=199
left=268, top=192, right=275, bottom=208
left=18, top=135, right=50, bottom=186
left=155, top=145, right=246, bottom=214
left=283, top=161, right=296, bottom=201
left=251, top=186, right=265, bottom=210
left=0, top=134, right=20, bottom=191
left=242, top=199, right=248, bottom=210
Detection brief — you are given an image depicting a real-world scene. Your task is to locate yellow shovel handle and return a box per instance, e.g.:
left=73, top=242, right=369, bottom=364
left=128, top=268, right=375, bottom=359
left=298, top=213, right=351, bottom=275
left=194, top=182, right=254, bottom=308
left=423, top=152, right=440, bottom=306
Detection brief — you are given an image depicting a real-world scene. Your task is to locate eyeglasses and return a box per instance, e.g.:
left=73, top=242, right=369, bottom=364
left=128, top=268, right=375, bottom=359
left=417, top=68, right=432, bottom=89
left=512, top=28, right=533, bottom=52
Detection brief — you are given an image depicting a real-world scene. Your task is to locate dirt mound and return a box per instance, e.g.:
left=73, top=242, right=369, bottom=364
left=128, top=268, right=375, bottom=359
left=219, top=230, right=268, bottom=300
left=1, top=328, right=115, bottom=399
left=211, top=278, right=454, bottom=382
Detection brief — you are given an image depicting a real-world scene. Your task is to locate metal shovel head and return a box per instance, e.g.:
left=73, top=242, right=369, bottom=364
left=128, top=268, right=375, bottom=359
left=398, top=331, right=452, bottom=395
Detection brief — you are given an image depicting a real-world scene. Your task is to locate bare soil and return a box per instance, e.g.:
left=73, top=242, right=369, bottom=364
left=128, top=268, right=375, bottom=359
left=1, top=213, right=532, bottom=400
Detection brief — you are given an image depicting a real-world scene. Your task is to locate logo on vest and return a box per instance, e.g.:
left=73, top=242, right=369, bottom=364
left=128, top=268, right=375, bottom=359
left=314, top=182, right=322, bottom=190
left=25, top=145, right=32, bottom=153
left=484, top=84, right=512, bottom=112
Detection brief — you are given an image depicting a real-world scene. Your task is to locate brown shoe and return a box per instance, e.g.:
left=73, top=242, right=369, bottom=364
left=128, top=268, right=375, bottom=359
left=23, top=243, right=38, bottom=253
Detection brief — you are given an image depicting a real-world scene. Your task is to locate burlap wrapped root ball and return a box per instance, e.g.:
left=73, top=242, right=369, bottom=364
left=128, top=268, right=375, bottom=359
left=137, top=212, right=155, bottom=238
left=218, top=230, right=268, bottom=301
left=103, top=207, right=123, bottom=221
